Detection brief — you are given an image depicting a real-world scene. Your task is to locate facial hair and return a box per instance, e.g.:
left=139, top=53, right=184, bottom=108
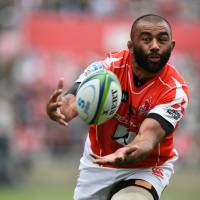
left=133, top=46, right=172, bottom=73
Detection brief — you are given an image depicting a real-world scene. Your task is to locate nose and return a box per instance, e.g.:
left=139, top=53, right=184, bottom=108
left=150, top=38, right=160, bottom=51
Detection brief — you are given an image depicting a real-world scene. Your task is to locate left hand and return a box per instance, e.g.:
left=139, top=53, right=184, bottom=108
left=92, top=118, right=166, bottom=166
left=91, top=146, right=137, bottom=166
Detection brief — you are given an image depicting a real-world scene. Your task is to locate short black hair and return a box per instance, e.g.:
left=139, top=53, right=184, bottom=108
left=130, top=14, right=172, bottom=40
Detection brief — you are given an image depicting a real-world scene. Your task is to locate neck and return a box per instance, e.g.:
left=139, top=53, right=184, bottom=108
left=132, top=57, right=160, bottom=81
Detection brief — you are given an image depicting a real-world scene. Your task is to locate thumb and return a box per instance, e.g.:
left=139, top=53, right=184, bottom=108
left=124, top=145, right=137, bottom=155
left=57, top=78, right=64, bottom=90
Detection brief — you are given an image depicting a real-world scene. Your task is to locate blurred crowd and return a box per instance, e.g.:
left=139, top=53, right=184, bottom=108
left=0, top=0, right=200, bottom=185
left=1, top=0, right=200, bottom=24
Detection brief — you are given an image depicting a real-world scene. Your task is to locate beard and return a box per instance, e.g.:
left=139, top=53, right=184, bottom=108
left=133, top=46, right=172, bottom=73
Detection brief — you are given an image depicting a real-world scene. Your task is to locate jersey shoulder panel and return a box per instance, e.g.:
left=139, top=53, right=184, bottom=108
left=160, top=64, right=188, bottom=88
left=157, top=64, right=189, bottom=103
left=149, top=64, right=189, bottom=128
left=103, top=50, right=130, bottom=70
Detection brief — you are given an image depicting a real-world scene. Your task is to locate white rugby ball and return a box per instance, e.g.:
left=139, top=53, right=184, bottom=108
left=76, top=70, right=122, bottom=125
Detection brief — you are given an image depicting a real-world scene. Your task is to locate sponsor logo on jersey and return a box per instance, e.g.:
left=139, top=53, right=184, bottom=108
left=166, top=109, right=181, bottom=120
left=112, top=125, right=136, bottom=145
left=152, top=167, right=164, bottom=178
left=84, top=62, right=104, bottom=76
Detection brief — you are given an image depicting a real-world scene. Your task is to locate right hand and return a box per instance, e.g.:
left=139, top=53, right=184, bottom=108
left=46, top=78, right=69, bottom=127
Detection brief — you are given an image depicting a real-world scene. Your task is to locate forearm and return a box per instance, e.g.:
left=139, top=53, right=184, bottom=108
left=92, top=136, right=156, bottom=166
left=126, top=136, right=155, bottom=164
left=126, top=118, right=166, bottom=163
left=93, top=118, right=166, bottom=166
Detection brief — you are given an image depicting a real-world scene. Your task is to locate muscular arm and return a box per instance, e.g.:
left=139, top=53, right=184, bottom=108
left=126, top=118, right=165, bottom=163
left=93, top=118, right=166, bottom=165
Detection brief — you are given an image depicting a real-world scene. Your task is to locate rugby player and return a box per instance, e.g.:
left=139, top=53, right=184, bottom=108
left=46, top=14, right=189, bottom=200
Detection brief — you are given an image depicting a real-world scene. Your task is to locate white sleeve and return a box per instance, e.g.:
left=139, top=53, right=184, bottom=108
left=75, top=61, right=106, bottom=83
left=148, top=84, right=189, bottom=128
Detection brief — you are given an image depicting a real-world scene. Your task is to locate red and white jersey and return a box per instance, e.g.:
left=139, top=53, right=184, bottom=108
left=76, top=49, right=189, bottom=168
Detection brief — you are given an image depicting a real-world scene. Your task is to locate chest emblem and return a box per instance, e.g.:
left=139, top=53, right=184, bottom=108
left=138, top=97, right=153, bottom=116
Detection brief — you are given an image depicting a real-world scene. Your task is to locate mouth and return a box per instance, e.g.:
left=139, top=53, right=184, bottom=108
left=148, top=55, right=161, bottom=63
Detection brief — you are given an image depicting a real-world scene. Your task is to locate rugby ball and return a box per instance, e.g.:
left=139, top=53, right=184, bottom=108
left=76, top=70, right=122, bottom=125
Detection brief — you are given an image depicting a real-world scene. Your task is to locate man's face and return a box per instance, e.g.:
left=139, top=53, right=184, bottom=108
left=131, top=20, right=175, bottom=73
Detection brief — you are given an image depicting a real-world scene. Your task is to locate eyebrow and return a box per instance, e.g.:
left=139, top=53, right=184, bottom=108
left=158, top=32, right=169, bottom=36
left=140, top=32, right=151, bottom=36
left=139, top=31, right=169, bottom=37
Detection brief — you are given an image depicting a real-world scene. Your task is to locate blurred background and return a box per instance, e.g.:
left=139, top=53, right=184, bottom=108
left=0, top=0, right=200, bottom=200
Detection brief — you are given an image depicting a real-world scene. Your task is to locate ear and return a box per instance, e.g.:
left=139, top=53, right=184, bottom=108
left=171, top=40, right=175, bottom=51
left=127, top=40, right=133, bottom=51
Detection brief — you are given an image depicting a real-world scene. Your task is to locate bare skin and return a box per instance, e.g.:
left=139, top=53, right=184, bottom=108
left=46, top=78, right=78, bottom=127
left=128, top=20, right=175, bottom=80
left=46, top=20, right=175, bottom=166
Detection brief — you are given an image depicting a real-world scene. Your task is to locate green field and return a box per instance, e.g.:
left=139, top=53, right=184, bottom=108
left=0, top=154, right=199, bottom=200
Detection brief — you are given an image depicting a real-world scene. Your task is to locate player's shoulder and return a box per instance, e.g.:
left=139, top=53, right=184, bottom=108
left=160, top=63, right=188, bottom=88
left=107, top=49, right=130, bottom=59
left=103, top=49, right=130, bottom=69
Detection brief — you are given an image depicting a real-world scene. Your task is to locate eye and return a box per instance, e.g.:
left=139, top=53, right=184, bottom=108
left=141, top=36, right=151, bottom=43
left=158, top=35, right=169, bottom=43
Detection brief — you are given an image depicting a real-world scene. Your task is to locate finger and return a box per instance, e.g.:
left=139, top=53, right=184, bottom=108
left=93, top=154, right=114, bottom=164
left=93, top=151, right=126, bottom=165
left=91, top=154, right=105, bottom=164
left=48, top=101, right=62, bottom=110
left=94, top=157, right=126, bottom=165
left=125, top=146, right=137, bottom=155
left=54, top=111, right=66, bottom=120
left=49, top=110, right=66, bottom=121
left=90, top=153, right=101, bottom=159
left=58, top=119, right=69, bottom=127
left=50, top=89, right=63, bottom=102
left=93, top=158, right=113, bottom=165
left=57, top=112, right=66, bottom=120
left=57, top=78, right=64, bottom=90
